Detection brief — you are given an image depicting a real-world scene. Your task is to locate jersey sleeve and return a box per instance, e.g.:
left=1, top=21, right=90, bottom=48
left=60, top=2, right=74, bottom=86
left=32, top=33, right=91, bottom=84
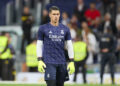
left=65, top=27, right=72, bottom=40
left=37, top=26, right=44, bottom=40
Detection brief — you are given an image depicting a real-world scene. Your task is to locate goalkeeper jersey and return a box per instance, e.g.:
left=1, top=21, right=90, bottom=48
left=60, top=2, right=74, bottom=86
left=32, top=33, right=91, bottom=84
left=37, top=23, right=71, bottom=64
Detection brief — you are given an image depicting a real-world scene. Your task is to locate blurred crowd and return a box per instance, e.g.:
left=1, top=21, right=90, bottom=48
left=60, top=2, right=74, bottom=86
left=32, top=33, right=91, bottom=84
left=39, top=0, right=120, bottom=64
left=17, top=0, right=120, bottom=67
left=18, top=0, right=120, bottom=83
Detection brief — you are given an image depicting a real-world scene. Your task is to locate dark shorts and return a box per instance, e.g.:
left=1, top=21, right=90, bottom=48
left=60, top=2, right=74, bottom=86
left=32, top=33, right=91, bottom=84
left=45, top=63, right=69, bottom=82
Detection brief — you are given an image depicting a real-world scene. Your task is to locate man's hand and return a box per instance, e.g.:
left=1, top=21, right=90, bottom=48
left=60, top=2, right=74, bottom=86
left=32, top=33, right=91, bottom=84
left=38, top=60, right=46, bottom=73
left=101, top=48, right=109, bottom=53
left=67, top=62, right=75, bottom=74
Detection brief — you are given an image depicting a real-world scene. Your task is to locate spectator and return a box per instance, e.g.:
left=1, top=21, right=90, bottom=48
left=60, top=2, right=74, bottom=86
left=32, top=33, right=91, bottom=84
left=102, top=0, right=111, bottom=14
left=92, top=17, right=102, bottom=41
left=115, top=22, right=120, bottom=63
left=67, top=23, right=77, bottom=41
left=108, top=1, right=117, bottom=21
left=74, top=0, right=87, bottom=23
left=61, top=12, right=70, bottom=26
left=102, top=0, right=117, bottom=21
left=70, top=14, right=80, bottom=29
left=85, top=2, right=101, bottom=26
left=100, top=13, right=117, bottom=35
left=81, top=21, right=98, bottom=64
left=99, top=27, right=116, bottom=84
left=95, top=0, right=103, bottom=10
left=41, top=9, right=49, bottom=25
left=21, top=6, right=34, bottom=54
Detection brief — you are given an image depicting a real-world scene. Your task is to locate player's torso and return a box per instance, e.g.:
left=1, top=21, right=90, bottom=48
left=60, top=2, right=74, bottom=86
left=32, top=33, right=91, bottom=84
left=44, top=24, right=66, bottom=43
left=42, top=23, right=68, bottom=64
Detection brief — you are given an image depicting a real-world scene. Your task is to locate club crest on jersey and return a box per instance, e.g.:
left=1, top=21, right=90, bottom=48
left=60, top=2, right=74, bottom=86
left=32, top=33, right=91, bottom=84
left=49, top=30, right=52, bottom=34
left=61, top=30, right=64, bottom=34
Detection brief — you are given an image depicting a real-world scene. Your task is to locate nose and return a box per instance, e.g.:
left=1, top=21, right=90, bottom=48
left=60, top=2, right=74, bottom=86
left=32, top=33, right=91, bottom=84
left=55, top=16, right=57, bottom=19
left=55, top=15, right=58, bottom=17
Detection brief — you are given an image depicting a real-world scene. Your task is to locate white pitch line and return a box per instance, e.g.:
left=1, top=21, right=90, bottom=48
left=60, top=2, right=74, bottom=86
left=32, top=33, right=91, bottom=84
left=0, top=81, right=45, bottom=84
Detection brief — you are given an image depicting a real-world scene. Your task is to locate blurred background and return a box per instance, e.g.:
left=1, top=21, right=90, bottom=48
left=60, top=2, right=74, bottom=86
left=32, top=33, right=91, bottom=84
left=0, top=0, right=120, bottom=85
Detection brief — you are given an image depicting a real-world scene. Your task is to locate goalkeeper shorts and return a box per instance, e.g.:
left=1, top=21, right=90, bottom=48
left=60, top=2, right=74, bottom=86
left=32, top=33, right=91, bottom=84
left=45, top=63, right=69, bottom=82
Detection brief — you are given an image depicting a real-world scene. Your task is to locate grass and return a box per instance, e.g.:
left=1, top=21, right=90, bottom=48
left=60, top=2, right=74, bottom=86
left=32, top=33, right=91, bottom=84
left=0, top=84, right=119, bottom=86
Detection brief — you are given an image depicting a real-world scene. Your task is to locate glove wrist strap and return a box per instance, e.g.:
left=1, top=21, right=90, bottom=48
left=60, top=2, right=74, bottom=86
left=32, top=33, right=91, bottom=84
left=69, top=59, right=74, bottom=62
left=38, top=57, right=43, bottom=61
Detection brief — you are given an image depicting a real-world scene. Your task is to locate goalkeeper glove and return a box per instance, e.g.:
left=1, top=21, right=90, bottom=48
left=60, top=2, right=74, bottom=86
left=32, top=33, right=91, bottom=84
left=38, top=60, right=46, bottom=73
left=67, top=62, right=75, bottom=74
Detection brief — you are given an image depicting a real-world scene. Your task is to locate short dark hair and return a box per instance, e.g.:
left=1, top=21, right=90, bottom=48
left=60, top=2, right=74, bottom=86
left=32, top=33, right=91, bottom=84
left=49, top=6, right=60, bottom=13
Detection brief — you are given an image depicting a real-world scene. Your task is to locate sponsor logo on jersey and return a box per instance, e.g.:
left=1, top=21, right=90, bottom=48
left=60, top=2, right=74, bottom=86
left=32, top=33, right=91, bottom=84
left=61, top=30, right=64, bottom=34
left=49, top=35, right=64, bottom=41
left=49, top=30, right=52, bottom=34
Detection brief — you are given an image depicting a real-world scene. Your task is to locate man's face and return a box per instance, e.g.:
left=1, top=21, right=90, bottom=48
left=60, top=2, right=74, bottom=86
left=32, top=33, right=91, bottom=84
left=82, top=22, right=88, bottom=29
left=78, top=0, right=83, bottom=4
left=104, top=14, right=111, bottom=21
left=49, top=10, right=60, bottom=23
left=24, top=7, right=29, bottom=14
left=90, top=3, right=95, bottom=10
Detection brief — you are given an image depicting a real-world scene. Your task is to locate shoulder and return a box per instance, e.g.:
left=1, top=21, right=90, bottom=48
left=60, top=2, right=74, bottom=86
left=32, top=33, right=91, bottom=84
left=39, top=23, right=49, bottom=28
left=26, top=44, right=31, bottom=49
left=39, top=23, right=49, bottom=31
left=95, top=10, right=100, bottom=13
left=88, top=33, right=96, bottom=39
left=59, top=23, right=70, bottom=31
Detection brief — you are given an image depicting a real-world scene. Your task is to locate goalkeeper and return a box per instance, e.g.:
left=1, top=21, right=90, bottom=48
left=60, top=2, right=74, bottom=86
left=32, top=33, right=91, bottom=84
left=37, top=6, right=75, bottom=86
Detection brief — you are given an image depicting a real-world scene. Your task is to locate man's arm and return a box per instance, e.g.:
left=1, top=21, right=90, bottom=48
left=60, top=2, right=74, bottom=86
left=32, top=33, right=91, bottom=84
left=65, top=40, right=74, bottom=61
left=109, top=36, right=117, bottom=53
left=37, top=40, right=43, bottom=60
left=37, top=40, right=46, bottom=73
left=37, top=26, right=46, bottom=73
left=37, top=26, right=44, bottom=59
left=65, top=26, right=75, bottom=74
left=65, top=40, right=75, bottom=74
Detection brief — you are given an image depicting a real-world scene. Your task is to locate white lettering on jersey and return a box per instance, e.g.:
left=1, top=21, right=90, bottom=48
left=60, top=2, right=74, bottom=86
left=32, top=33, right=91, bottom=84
left=49, top=35, right=64, bottom=41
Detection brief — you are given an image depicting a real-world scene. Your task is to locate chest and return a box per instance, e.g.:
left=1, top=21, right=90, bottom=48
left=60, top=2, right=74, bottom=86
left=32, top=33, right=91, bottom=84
left=86, top=11, right=98, bottom=19
left=101, top=37, right=111, bottom=42
left=44, top=28, right=66, bottom=42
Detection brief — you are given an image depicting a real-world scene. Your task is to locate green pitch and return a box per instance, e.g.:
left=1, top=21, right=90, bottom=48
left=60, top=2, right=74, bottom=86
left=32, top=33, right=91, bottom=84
left=0, top=84, right=119, bottom=86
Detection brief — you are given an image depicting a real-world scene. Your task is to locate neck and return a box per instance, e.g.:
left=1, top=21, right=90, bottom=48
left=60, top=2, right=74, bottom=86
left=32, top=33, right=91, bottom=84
left=90, top=9, right=95, bottom=11
left=50, top=21, right=59, bottom=26
left=32, top=41, right=36, bottom=44
left=79, top=3, right=83, bottom=6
